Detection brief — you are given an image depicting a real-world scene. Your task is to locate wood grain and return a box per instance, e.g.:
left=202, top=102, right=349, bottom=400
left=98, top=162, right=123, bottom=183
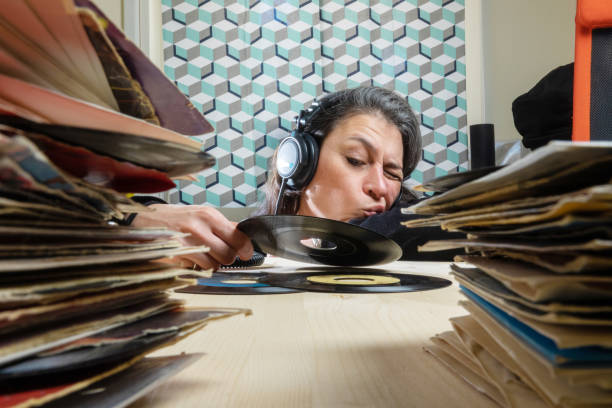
left=129, top=259, right=497, bottom=408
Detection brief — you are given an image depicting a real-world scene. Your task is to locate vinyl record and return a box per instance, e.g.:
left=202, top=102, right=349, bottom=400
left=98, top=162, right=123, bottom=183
left=41, top=354, right=202, bottom=408
left=260, top=267, right=452, bottom=294
left=0, top=331, right=176, bottom=381
left=413, top=165, right=503, bottom=193
left=175, top=272, right=299, bottom=295
left=237, top=215, right=402, bottom=266
left=0, top=115, right=215, bottom=178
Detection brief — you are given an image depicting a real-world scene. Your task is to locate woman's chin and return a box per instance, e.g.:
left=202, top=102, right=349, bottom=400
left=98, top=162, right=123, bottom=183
left=337, top=213, right=364, bottom=223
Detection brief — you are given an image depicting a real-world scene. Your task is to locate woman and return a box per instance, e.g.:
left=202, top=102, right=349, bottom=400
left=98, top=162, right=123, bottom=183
left=132, top=87, right=446, bottom=269
left=259, top=86, right=421, bottom=221
left=258, top=87, right=461, bottom=260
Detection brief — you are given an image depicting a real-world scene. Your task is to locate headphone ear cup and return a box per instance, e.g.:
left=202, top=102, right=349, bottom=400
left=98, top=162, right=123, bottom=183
left=296, top=131, right=319, bottom=189
left=281, top=131, right=319, bottom=190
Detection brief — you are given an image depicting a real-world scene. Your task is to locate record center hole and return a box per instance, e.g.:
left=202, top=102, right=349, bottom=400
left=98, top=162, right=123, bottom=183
left=222, top=279, right=258, bottom=285
left=300, top=237, right=337, bottom=251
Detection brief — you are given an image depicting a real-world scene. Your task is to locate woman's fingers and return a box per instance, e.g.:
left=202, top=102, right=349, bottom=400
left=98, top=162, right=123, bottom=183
left=178, top=219, right=248, bottom=267
left=187, top=208, right=254, bottom=263
left=178, top=252, right=220, bottom=272
left=211, top=222, right=254, bottom=261
left=188, top=232, right=241, bottom=266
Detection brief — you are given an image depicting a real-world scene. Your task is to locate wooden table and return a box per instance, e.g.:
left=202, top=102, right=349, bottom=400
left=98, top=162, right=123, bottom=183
left=130, top=259, right=496, bottom=408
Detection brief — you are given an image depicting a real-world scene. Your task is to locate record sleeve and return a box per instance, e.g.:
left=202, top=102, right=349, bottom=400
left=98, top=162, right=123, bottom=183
left=41, top=354, right=203, bottom=408
left=0, top=115, right=215, bottom=178
left=414, top=165, right=503, bottom=193
left=0, top=331, right=177, bottom=380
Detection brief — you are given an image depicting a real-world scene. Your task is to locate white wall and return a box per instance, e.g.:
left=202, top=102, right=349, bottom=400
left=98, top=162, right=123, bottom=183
left=467, top=0, right=576, bottom=141
left=93, top=0, right=123, bottom=29
left=114, top=0, right=163, bottom=69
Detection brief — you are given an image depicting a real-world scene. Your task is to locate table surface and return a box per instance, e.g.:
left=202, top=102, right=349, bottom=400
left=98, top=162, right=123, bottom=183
left=129, top=258, right=497, bottom=408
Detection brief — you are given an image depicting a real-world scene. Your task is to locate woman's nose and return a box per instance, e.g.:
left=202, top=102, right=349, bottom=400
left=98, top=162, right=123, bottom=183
left=364, top=166, right=388, bottom=200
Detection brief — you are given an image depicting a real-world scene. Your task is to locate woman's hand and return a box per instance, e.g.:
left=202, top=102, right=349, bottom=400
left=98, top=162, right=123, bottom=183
left=131, top=204, right=254, bottom=271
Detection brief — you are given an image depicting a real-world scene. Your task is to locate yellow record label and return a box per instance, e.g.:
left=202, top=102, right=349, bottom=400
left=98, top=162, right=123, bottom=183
left=222, top=279, right=259, bottom=285
left=306, top=274, right=400, bottom=286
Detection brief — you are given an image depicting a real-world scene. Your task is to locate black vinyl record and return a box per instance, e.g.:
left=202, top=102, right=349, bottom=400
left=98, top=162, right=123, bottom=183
left=0, top=331, right=176, bottom=381
left=175, top=272, right=299, bottom=295
left=0, top=115, right=215, bottom=177
left=260, top=267, right=452, bottom=294
left=237, top=215, right=402, bottom=266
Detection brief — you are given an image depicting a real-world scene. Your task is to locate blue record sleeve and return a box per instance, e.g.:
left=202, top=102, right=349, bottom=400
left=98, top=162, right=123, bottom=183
left=460, top=286, right=612, bottom=367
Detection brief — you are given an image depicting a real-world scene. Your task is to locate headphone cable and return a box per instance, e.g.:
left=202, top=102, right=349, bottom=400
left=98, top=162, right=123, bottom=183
left=274, top=177, right=287, bottom=215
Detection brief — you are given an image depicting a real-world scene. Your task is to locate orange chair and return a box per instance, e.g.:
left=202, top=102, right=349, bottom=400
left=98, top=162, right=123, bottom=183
left=573, top=0, right=612, bottom=141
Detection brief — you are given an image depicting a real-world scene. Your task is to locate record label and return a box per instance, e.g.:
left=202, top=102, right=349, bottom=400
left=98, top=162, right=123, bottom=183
left=238, top=215, right=402, bottom=266
left=306, top=274, right=400, bottom=285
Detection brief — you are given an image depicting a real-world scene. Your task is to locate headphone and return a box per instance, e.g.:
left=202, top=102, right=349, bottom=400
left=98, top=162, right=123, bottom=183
left=276, top=101, right=322, bottom=191
left=273, top=102, right=322, bottom=214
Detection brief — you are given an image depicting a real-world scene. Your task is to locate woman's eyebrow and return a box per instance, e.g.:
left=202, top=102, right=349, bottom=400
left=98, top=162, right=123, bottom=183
left=347, top=136, right=402, bottom=171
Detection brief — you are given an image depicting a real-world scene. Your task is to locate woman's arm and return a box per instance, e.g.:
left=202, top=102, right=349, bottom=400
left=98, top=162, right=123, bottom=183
left=131, top=203, right=254, bottom=271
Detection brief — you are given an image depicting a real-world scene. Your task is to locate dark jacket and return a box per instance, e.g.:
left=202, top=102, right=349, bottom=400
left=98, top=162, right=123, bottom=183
left=350, top=201, right=465, bottom=261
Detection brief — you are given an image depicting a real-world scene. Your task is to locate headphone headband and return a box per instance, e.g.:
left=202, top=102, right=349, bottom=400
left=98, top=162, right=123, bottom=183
left=295, top=101, right=321, bottom=134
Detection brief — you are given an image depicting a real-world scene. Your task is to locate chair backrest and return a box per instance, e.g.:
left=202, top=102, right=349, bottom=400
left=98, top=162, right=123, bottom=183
left=573, top=0, right=612, bottom=141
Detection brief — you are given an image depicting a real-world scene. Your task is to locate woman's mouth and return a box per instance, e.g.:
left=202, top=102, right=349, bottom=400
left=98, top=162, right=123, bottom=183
left=362, top=207, right=384, bottom=217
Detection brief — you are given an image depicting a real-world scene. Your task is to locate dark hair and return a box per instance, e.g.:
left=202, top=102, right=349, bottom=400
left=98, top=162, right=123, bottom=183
left=259, top=86, right=421, bottom=215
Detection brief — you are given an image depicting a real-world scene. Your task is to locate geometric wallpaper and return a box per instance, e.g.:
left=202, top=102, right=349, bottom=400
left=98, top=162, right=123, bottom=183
left=161, top=0, right=467, bottom=207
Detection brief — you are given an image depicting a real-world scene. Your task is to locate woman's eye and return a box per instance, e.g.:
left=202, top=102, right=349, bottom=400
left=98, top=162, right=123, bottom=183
left=386, top=171, right=402, bottom=181
left=347, top=157, right=365, bottom=167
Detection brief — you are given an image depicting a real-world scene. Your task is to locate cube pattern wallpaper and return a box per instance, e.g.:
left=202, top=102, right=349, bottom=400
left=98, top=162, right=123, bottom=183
left=162, top=0, right=467, bottom=207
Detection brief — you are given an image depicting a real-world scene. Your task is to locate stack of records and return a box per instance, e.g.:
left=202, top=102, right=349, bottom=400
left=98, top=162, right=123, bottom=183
left=404, top=142, right=612, bottom=407
left=0, top=1, right=249, bottom=406
left=0, top=0, right=215, bottom=193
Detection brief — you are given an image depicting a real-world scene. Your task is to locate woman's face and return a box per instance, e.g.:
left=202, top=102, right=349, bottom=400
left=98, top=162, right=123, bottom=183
left=297, top=112, right=404, bottom=222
